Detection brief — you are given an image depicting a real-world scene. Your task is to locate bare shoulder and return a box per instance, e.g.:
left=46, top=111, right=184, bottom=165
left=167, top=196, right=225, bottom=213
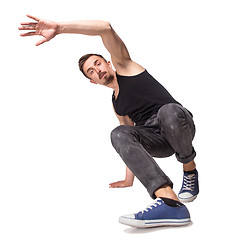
left=114, top=60, right=145, bottom=76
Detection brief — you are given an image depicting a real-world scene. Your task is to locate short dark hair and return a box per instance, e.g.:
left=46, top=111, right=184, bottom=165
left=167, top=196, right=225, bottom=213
left=78, top=53, right=107, bottom=78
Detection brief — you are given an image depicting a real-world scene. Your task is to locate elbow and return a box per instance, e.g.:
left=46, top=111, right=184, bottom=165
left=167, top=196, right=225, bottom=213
left=100, top=21, right=112, bottom=36
left=104, top=21, right=112, bottom=31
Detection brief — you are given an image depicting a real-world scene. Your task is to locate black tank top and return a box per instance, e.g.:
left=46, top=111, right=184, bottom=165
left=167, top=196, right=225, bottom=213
left=112, top=70, right=181, bottom=126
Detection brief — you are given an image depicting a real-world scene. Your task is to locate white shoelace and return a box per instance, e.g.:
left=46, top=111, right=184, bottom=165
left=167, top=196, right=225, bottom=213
left=182, top=174, right=196, bottom=191
left=139, top=198, right=163, bottom=214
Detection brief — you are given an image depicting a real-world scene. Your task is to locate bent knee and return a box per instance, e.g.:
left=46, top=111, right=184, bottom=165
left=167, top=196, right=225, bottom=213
left=158, top=103, right=183, bottom=117
left=110, top=125, right=133, bottom=146
left=158, top=104, right=184, bottom=125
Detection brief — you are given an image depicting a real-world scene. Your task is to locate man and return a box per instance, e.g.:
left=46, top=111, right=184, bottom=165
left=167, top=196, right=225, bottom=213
left=19, top=15, right=199, bottom=228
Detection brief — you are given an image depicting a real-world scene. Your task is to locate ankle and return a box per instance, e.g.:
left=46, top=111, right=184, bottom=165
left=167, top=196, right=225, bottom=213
left=154, top=185, right=180, bottom=202
left=183, top=160, right=196, bottom=172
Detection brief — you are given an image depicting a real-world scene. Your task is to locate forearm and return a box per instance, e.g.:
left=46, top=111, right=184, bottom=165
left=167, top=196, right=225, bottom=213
left=125, top=166, right=135, bottom=186
left=57, top=20, right=111, bottom=36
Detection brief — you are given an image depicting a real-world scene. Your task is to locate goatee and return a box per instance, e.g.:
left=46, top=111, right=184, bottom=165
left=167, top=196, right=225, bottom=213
left=103, top=74, right=114, bottom=86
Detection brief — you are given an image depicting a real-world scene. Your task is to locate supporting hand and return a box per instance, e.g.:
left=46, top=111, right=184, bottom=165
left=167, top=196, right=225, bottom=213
left=19, top=14, right=59, bottom=46
left=109, top=180, right=133, bottom=188
left=109, top=167, right=134, bottom=188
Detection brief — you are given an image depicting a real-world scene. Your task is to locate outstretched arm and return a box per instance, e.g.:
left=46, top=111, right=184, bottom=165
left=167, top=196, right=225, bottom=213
left=19, top=15, right=144, bottom=74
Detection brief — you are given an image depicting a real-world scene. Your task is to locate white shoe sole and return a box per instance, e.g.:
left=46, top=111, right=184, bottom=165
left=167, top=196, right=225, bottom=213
left=179, top=194, right=198, bottom=203
left=119, top=216, right=191, bottom=228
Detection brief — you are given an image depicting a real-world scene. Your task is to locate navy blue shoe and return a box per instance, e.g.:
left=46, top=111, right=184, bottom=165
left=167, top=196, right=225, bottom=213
left=119, top=198, right=191, bottom=228
left=178, top=170, right=199, bottom=203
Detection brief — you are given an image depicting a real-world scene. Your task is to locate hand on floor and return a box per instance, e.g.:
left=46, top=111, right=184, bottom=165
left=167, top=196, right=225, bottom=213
left=109, top=180, right=133, bottom=188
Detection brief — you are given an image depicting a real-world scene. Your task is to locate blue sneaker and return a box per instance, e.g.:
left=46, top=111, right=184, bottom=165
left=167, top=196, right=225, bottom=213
left=119, top=198, right=191, bottom=228
left=178, top=170, right=199, bottom=203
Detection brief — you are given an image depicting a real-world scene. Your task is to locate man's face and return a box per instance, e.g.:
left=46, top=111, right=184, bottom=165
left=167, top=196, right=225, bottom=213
left=82, top=55, right=115, bottom=86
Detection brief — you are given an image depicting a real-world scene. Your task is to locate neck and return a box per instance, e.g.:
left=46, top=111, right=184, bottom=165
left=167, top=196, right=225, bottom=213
left=107, top=71, right=119, bottom=92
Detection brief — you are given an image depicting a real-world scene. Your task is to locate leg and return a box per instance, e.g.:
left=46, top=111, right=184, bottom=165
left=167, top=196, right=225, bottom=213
left=157, top=103, right=196, bottom=164
left=157, top=104, right=199, bottom=202
left=111, top=125, right=174, bottom=199
left=111, top=124, right=191, bottom=228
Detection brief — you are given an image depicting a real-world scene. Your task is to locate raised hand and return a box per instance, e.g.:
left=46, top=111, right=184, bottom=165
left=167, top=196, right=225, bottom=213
left=19, top=14, right=59, bottom=46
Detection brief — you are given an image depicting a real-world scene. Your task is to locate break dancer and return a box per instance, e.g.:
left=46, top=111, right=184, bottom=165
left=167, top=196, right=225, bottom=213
left=19, top=15, right=199, bottom=228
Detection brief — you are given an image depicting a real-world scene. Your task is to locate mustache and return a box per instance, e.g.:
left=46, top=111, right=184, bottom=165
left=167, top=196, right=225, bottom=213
left=99, top=71, right=106, bottom=80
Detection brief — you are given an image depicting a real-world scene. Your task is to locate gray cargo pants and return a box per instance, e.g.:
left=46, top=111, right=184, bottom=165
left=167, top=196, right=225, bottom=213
left=111, top=103, right=196, bottom=199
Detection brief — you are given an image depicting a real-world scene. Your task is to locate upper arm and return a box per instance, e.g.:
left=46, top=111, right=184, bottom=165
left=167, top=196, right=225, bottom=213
left=101, top=24, right=130, bottom=66
left=101, top=24, right=144, bottom=75
left=113, top=106, right=135, bottom=126
left=119, top=115, right=135, bottom=126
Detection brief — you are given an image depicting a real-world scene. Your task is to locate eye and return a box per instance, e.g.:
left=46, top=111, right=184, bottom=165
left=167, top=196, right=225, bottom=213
left=90, top=70, right=94, bottom=75
left=97, top=62, right=101, bottom=66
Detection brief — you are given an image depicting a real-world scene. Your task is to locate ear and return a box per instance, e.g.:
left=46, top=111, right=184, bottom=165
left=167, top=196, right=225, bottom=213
left=90, top=80, right=97, bottom=84
left=107, top=61, right=113, bottom=68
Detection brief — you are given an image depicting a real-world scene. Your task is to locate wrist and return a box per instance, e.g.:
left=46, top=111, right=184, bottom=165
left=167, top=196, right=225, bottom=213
left=56, top=22, right=65, bottom=34
left=125, top=178, right=134, bottom=187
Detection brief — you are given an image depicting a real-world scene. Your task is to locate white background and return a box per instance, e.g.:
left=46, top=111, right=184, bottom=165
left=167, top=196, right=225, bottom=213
left=0, top=0, right=245, bottom=239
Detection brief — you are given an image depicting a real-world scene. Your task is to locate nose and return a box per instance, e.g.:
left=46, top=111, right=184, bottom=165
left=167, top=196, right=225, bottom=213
left=95, top=66, right=101, bottom=74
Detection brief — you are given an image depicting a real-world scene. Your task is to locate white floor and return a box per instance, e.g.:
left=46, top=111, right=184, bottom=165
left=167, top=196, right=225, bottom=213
left=1, top=0, right=245, bottom=239
left=0, top=144, right=243, bottom=240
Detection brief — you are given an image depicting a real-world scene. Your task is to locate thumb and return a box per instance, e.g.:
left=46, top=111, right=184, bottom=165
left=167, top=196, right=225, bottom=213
left=36, top=37, right=47, bottom=46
